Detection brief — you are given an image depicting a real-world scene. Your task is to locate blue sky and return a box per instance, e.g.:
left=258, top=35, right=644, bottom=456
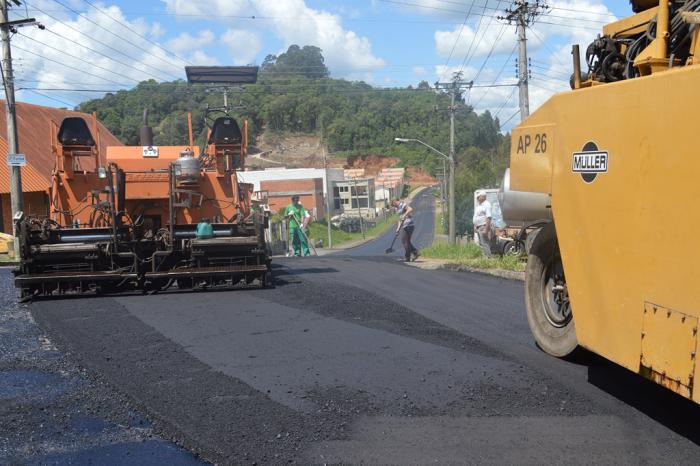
left=8, top=0, right=630, bottom=129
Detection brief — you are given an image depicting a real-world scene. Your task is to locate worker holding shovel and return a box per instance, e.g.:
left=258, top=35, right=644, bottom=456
left=392, top=198, right=419, bottom=262
left=285, top=195, right=312, bottom=257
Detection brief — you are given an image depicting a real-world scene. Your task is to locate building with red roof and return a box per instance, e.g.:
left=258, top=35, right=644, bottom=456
left=0, top=101, right=122, bottom=233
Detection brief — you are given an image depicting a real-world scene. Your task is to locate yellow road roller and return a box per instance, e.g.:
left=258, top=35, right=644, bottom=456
left=503, top=0, right=700, bottom=403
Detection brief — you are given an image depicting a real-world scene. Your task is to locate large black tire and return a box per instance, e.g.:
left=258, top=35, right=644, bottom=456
left=525, top=224, right=578, bottom=357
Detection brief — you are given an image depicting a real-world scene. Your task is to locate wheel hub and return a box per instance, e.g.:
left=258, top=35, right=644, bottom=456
left=541, top=256, right=572, bottom=328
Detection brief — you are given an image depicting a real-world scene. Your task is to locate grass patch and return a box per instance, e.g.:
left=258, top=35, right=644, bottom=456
left=422, top=241, right=525, bottom=272
left=307, top=214, right=399, bottom=247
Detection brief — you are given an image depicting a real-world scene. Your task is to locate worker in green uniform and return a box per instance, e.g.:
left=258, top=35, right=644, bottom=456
left=285, top=195, right=311, bottom=257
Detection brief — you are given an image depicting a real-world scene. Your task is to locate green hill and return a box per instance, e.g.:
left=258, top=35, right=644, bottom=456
left=77, top=45, right=510, bottom=233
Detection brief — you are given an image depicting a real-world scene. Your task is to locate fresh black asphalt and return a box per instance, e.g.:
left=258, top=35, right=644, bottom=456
left=4, top=189, right=700, bottom=464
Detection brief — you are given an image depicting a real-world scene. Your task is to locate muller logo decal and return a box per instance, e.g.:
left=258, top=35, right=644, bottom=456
left=572, top=141, right=608, bottom=183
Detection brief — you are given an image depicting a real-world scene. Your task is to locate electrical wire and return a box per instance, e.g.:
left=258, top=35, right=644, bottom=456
left=499, top=108, right=520, bottom=129
left=379, top=0, right=602, bottom=31
left=22, top=0, right=181, bottom=81
left=40, top=26, right=177, bottom=82
left=455, top=0, right=490, bottom=76
left=416, top=0, right=611, bottom=24
left=528, top=25, right=568, bottom=67
left=462, top=0, right=508, bottom=89
left=24, top=89, right=76, bottom=107
left=471, top=42, right=517, bottom=109
left=493, top=83, right=518, bottom=120
left=437, top=0, right=477, bottom=81
left=12, top=44, right=126, bottom=85
left=48, top=0, right=185, bottom=73
left=80, top=0, right=193, bottom=66
left=16, top=32, right=150, bottom=85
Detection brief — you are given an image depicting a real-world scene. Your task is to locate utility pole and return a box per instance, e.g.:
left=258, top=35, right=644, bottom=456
left=352, top=177, right=365, bottom=239
left=1, top=1, right=39, bottom=244
left=441, top=158, right=446, bottom=234
left=320, top=116, right=332, bottom=249
left=435, top=73, right=472, bottom=245
left=500, top=0, right=548, bottom=121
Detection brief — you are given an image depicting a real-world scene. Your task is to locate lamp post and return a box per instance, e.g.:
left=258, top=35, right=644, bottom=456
left=395, top=137, right=455, bottom=245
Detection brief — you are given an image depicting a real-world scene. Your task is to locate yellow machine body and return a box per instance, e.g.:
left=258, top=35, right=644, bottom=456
left=509, top=2, right=700, bottom=402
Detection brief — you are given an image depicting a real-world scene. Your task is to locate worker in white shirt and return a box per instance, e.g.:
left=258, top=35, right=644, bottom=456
left=392, top=198, right=419, bottom=262
left=473, top=190, right=492, bottom=257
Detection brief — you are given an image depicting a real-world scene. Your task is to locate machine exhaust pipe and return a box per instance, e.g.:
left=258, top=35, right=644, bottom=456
left=139, top=108, right=154, bottom=146
left=498, top=168, right=552, bottom=226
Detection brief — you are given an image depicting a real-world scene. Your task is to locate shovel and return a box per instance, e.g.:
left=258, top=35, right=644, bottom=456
left=290, top=212, right=318, bottom=256
left=385, top=219, right=405, bottom=254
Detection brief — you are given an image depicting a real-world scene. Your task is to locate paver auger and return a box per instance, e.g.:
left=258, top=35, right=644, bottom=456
left=14, top=67, right=272, bottom=298
left=501, top=1, right=700, bottom=403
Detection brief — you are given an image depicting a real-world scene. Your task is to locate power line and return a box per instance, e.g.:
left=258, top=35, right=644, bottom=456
left=549, top=5, right=616, bottom=19
left=16, top=31, right=152, bottom=84
left=493, top=89, right=517, bottom=120
left=48, top=0, right=184, bottom=73
left=499, top=107, right=520, bottom=129
left=379, top=0, right=601, bottom=31
left=527, top=24, right=567, bottom=67
left=437, top=0, right=477, bottom=81
left=20, top=82, right=517, bottom=94
left=41, top=26, right=179, bottom=81
left=12, top=43, right=126, bottom=85
left=528, top=62, right=569, bottom=76
left=16, top=4, right=619, bottom=22
left=414, top=0, right=610, bottom=24
left=80, top=0, right=193, bottom=66
left=471, top=42, right=517, bottom=109
left=455, top=0, right=489, bottom=76
left=24, top=88, right=75, bottom=107
left=22, top=0, right=181, bottom=80
left=460, top=0, right=508, bottom=87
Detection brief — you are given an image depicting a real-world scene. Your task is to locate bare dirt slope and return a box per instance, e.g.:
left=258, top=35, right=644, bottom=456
left=248, top=133, right=436, bottom=185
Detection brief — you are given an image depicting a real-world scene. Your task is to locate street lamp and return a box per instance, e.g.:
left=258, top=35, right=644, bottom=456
left=395, top=137, right=456, bottom=245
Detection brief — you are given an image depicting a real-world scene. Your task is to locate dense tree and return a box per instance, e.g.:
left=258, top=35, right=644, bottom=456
left=261, top=45, right=329, bottom=79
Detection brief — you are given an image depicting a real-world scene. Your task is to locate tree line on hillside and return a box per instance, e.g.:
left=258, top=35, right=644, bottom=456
left=77, top=45, right=510, bottom=233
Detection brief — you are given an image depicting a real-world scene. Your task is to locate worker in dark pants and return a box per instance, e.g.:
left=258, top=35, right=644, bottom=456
left=392, top=198, right=419, bottom=262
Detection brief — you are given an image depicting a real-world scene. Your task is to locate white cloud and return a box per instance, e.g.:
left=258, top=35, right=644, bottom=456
left=435, top=20, right=512, bottom=62
left=413, top=66, right=426, bottom=76
left=429, top=0, right=617, bottom=126
left=167, top=30, right=214, bottom=54
left=189, top=50, right=220, bottom=66
left=150, top=22, right=165, bottom=40
left=221, top=29, right=263, bottom=66
left=162, top=0, right=385, bottom=74
left=13, top=3, right=187, bottom=105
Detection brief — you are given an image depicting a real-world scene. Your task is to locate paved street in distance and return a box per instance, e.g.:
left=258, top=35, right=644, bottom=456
left=23, top=191, right=700, bottom=464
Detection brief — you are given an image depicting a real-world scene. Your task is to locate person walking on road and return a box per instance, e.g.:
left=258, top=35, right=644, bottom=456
left=473, top=190, right=493, bottom=257
left=285, top=195, right=311, bottom=257
left=392, top=198, right=419, bottom=262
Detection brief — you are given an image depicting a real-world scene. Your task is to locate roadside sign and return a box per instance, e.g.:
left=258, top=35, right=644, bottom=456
left=6, top=153, right=26, bottom=167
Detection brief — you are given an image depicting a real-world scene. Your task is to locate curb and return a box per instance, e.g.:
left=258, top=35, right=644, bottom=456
left=405, top=259, right=525, bottom=281
left=441, top=262, right=525, bottom=281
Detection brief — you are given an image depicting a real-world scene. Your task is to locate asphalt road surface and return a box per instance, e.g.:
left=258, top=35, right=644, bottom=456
left=17, top=191, right=700, bottom=464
